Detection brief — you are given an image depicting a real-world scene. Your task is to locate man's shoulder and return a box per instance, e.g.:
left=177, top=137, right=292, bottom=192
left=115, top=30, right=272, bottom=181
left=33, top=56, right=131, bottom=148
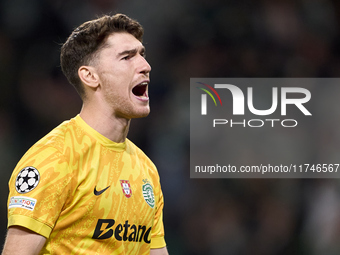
left=13, top=118, right=77, bottom=177
left=27, top=118, right=76, bottom=155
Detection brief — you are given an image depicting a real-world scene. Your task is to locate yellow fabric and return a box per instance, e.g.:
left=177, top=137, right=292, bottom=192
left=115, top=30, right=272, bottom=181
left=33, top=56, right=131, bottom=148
left=8, top=214, right=52, bottom=238
left=8, top=115, right=166, bottom=254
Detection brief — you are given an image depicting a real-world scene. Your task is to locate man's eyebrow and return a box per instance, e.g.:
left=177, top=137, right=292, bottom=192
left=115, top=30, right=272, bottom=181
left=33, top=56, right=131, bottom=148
left=117, top=47, right=146, bottom=57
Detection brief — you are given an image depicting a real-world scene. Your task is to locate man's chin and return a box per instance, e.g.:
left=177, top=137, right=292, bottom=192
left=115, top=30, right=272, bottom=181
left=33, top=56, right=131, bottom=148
left=133, top=109, right=150, bottom=119
left=120, top=107, right=150, bottom=119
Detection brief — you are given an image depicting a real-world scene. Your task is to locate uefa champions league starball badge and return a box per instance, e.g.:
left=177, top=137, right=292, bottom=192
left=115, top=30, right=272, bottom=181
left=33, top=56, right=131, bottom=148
left=15, top=167, right=40, bottom=193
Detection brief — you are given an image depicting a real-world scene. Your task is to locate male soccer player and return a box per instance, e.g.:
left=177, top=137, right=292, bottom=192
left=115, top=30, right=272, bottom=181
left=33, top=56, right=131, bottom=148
left=2, top=14, right=168, bottom=255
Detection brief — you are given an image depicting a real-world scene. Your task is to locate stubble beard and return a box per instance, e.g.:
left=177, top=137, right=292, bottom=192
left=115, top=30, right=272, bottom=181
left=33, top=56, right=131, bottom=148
left=103, top=88, right=150, bottom=120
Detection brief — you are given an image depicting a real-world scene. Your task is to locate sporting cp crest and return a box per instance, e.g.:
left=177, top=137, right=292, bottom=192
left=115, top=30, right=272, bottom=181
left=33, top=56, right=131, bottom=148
left=120, top=180, right=132, bottom=198
left=142, top=180, right=155, bottom=208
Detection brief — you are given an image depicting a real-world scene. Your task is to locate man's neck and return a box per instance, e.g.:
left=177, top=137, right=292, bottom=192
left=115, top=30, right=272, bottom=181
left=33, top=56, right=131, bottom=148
left=79, top=105, right=130, bottom=143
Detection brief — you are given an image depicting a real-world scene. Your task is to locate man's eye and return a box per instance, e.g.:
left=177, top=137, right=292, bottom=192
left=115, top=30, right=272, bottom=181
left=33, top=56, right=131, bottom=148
left=122, top=55, right=131, bottom=60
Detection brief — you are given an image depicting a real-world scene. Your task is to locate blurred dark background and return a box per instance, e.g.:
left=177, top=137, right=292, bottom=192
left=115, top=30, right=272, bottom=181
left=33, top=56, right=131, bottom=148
left=1, top=0, right=340, bottom=254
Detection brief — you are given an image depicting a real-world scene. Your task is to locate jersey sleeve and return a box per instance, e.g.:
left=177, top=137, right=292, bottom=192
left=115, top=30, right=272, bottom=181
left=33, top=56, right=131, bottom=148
left=150, top=179, right=166, bottom=249
left=8, top=144, right=72, bottom=238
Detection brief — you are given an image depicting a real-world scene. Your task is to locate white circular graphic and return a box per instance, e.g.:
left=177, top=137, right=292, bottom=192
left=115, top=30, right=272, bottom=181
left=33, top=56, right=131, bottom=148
left=15, top=167, right=40, bottom=194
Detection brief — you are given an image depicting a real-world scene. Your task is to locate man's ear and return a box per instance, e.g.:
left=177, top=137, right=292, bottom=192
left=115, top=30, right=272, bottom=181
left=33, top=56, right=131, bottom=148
left=78, top=66, right=100, bottom=89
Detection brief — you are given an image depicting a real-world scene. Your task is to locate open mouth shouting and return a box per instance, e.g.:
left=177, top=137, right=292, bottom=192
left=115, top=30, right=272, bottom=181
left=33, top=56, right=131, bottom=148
left=132, top=81, right=149, bottom=102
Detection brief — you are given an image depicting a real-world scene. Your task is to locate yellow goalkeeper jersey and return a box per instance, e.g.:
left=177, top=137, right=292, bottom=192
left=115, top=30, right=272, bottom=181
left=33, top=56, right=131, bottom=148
left=7, top=115, right=166, bottom=254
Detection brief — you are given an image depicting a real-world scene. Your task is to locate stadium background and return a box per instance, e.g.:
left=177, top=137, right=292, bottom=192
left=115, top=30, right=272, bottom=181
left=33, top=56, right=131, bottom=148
left=1, top=0, right=340, bottom=254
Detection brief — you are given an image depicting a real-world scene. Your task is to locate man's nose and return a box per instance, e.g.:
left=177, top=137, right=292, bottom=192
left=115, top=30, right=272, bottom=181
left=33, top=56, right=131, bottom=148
left=139, top=55, right=151, bottom=75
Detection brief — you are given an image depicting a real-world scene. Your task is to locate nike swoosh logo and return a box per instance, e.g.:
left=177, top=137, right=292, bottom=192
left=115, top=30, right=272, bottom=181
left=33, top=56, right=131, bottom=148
left=94, top=185, right=110, bottom=196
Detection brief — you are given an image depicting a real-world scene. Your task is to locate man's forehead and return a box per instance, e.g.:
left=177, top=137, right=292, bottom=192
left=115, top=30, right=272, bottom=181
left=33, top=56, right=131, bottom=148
left=105, top=32, right=144, bottom=52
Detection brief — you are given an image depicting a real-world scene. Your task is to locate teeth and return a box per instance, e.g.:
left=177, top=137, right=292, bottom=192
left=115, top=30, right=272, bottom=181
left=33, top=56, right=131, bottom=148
left=140, top=82, right=148, bottom=86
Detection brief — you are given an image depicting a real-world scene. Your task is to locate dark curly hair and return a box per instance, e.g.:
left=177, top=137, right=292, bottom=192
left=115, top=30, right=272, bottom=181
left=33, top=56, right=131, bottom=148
left=60, top=14, right=144, bottom=99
